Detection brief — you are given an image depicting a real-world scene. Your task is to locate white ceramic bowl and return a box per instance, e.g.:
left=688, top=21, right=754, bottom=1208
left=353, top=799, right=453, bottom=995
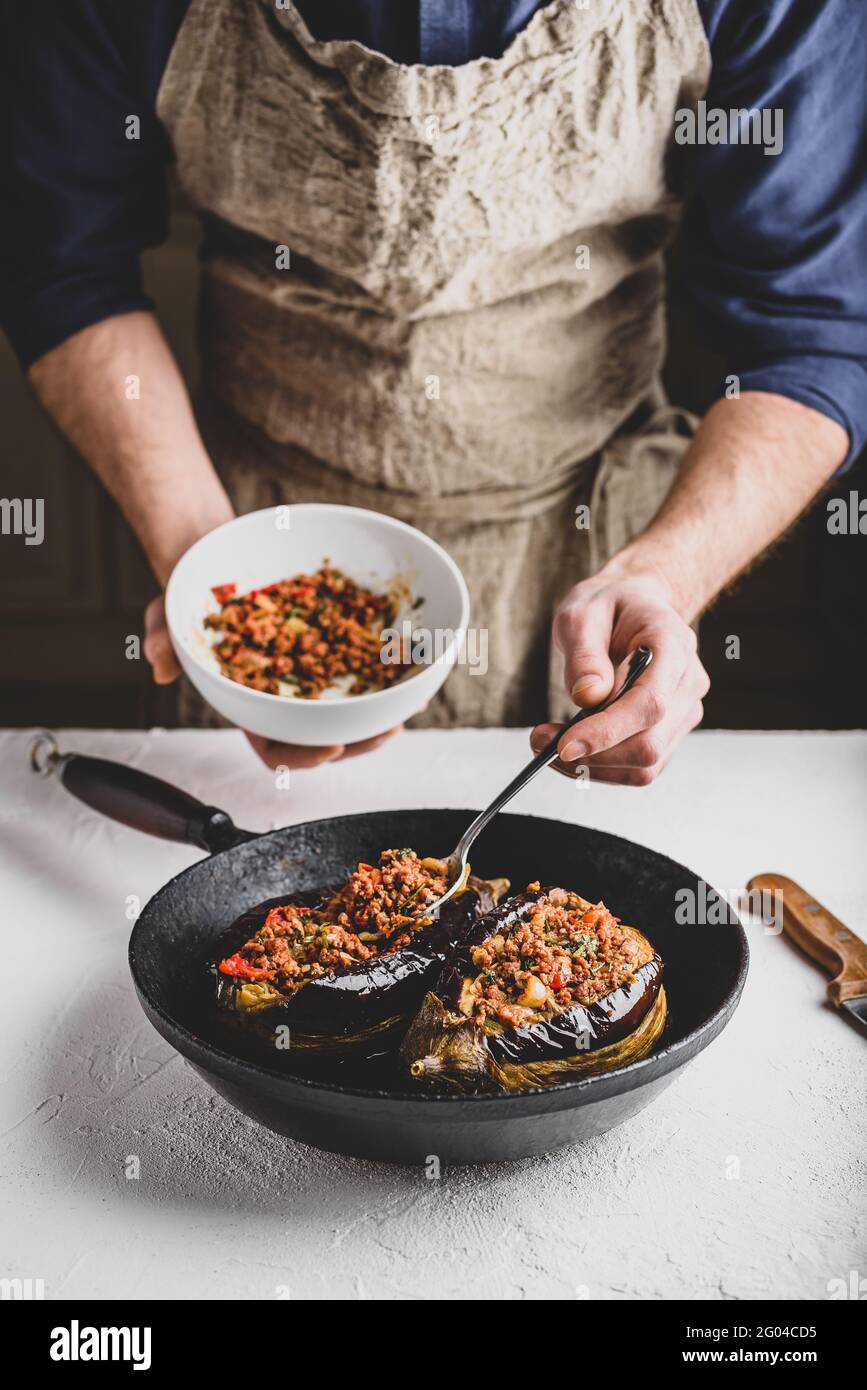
left=165, top=504, right=469, bottom=746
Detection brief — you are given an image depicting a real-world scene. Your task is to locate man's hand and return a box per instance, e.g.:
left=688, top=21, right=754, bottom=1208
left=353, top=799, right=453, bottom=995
left=144, top=595, right=403, bottom=770
left=244, top=726, right=404, bottom=770
left=531, top=393, right=848, bottom=786
left=29, top=314, right=402, bottom=774
left=144, top=595, right=183, bottom=685
left=531, top=567, right=709, bottom=785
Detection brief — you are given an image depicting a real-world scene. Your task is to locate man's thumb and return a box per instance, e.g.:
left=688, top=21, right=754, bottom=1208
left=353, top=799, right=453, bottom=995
left=564, top=633, right=616, bottom=708
left=555, top=597, right=616, bottom=709
left=570, top=667, right=615, bottom=707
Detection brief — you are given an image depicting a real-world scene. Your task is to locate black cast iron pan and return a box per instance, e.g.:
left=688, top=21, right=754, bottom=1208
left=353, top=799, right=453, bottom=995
left=33, top=740, right=748, bottom=1165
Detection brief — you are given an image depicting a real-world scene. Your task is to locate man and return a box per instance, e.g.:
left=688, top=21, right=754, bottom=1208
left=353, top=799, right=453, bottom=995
left=2, top=2, right=864, bottom=782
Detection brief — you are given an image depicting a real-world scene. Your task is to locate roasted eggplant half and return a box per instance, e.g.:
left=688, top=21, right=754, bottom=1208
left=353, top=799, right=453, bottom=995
left=401, top=884, right=666, bottom=1092
left=214, top=849, right=508, bottom=1051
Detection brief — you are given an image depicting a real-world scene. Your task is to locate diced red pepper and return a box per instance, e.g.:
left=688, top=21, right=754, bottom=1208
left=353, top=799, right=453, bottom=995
left=211, top=582, right=237, bottom=604
left=218, top=953, right=272, bottom=981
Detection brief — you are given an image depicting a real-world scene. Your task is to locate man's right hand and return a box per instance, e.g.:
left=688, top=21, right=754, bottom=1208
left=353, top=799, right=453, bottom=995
left=143, top=595, right=403, bottom=770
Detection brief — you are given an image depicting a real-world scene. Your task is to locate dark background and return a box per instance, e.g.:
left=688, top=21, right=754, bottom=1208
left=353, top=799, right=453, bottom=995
left=1, top=190, right=865, bottom=729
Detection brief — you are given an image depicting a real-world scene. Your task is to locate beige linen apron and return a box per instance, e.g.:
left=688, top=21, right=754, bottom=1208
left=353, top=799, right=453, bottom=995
left=158, top=0, right=709, bottom=727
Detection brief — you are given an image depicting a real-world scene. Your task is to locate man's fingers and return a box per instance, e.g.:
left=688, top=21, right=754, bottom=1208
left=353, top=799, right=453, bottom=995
left=144, top=595, right=165, bottom=639
left=532, top=642, right=700, bottom=768
left=143, top=597, right=181, bottom=684
left=245, top=732, right=345, bottom=770
left=530, top=722, right=561, bottom=754
left=144, top=632, right=181, bottom=683
left=556, top=641, right=688, bottom=762
left=554, top=594, right=617, bottom=707
left=554, top=762, right=671, bottom=787
left=533, top=718, right=671, bottom=780
left=542, top=700, right=704, bottom=785
left=245, top=724, right=403, bottom=771
left=337, top=725, right=404, bottom=759
left=554, top=681, right=657, bottom=762
left=577, top=725, right=672, bottom=772
left=572, top=703, right=702, bottom=773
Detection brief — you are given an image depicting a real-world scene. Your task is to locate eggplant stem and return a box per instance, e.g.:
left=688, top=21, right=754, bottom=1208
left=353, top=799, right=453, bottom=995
left=410, top=1056, right=440, bottom=1077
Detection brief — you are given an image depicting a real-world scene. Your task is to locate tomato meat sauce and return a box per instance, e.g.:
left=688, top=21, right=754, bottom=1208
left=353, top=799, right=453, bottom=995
left=204, top=565, right=411, bottom=697
left=218, top=850, right=449, bottom=997
left=460, top=885, right=651, bottom=1029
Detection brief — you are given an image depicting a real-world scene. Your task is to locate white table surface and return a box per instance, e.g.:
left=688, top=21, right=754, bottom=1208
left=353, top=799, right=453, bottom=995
left=1, top=726, right=865, bottom=1302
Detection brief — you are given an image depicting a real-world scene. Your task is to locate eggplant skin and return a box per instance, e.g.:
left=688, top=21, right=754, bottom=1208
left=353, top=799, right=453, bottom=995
left=400, top=888, right=667, bottom=1092
left=215, top=877, right=506, bottom=1047
left=401, top=986, right=668, bottom=1093
left=488, top=953, right=663, bottom=1064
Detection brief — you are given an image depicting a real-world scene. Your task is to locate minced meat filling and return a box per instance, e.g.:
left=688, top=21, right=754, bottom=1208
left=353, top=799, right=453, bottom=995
left=218, top=850, right=448, bottom=993
left=461, top=885, right=650, bottom=1029
left=204, top=565, right=410, bottom=698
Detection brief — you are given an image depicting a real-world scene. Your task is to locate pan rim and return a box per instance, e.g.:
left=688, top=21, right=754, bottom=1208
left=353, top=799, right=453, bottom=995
left=128, top=809, right=750, bottom=1106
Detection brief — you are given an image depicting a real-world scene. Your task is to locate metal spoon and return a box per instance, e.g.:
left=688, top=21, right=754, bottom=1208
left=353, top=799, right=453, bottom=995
left=422, top=645, right=653, bottom=917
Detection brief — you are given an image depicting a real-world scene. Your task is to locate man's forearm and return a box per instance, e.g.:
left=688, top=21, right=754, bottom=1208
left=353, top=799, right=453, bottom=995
left=605, top=392, right=850, bottom=622
left=28, top=311, right=233, bottom=585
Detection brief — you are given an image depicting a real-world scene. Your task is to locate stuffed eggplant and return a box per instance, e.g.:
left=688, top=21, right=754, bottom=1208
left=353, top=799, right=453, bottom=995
left=400, top=883, right=666, bottom=1092
left=214, top=848, right=508, bottom=1051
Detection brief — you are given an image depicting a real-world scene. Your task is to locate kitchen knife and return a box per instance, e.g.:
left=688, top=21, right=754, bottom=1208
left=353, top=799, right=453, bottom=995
left=747, top=873, right=867, bottom=1039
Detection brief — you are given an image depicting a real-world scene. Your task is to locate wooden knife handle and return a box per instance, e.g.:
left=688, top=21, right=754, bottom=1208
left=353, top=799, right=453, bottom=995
left=747, top=873, right=867, bottom=1007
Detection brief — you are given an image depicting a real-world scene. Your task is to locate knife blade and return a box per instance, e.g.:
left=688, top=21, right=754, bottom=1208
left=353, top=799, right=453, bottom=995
left=838, top=992, right=867, bottom=1040
left=747, top=873, right=867, bottom=1040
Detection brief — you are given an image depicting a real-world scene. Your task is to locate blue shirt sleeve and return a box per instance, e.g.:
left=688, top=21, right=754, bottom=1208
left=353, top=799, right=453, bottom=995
left=0, top=1, right=186, bottom=368
left=688, top=0, right=867, bottom=468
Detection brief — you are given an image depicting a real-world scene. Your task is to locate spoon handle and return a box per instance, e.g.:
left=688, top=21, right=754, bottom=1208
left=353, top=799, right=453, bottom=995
left=454, top=646, right=653, bottom=863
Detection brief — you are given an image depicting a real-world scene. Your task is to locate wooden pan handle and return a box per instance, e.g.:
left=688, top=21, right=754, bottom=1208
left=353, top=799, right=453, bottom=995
left=747, top=873, right=867, bottom=1007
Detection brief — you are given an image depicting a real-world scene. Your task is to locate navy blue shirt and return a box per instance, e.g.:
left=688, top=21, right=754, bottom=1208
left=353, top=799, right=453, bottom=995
left=2, top=1, right=866, bottom=466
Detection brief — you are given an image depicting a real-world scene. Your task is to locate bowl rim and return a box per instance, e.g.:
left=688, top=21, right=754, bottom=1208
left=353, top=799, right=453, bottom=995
left=165, top=503, right=471, bottom=709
